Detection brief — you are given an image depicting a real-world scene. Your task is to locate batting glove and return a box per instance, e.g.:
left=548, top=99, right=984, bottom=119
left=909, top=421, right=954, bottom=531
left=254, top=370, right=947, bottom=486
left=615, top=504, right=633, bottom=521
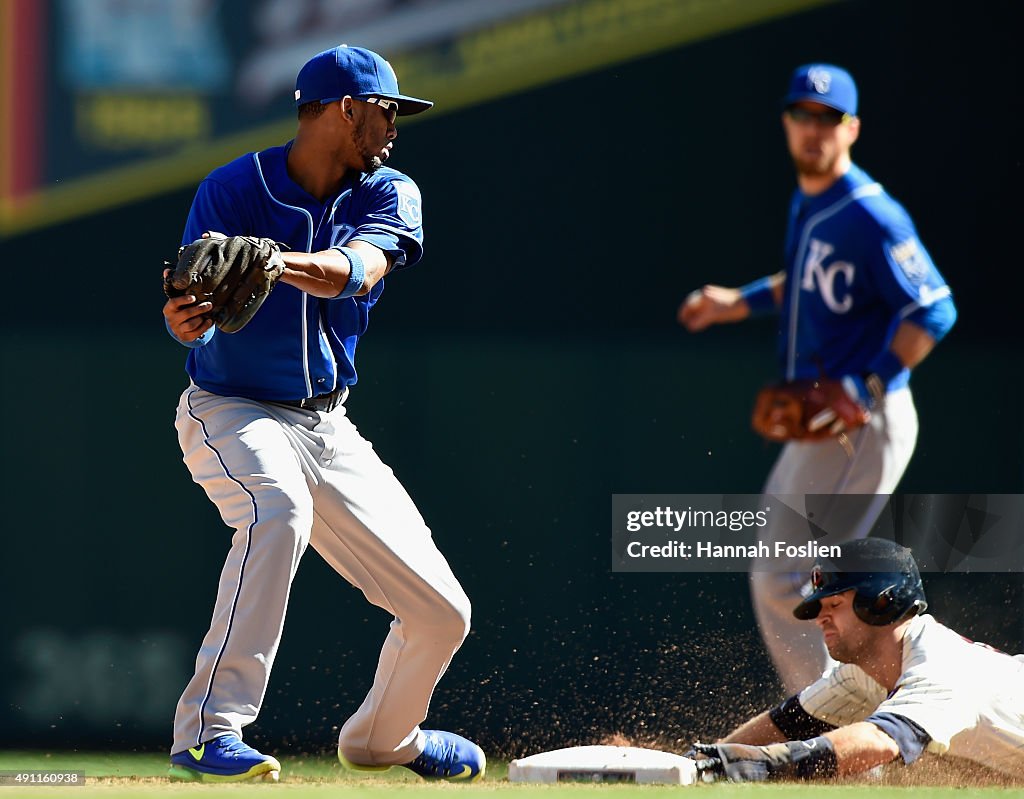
left=688, top=738, right=837, bottom=782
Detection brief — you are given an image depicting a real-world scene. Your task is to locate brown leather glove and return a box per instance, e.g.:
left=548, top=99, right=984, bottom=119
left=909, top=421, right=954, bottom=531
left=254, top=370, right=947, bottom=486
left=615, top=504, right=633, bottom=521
left=751, top=379, right=871, bottom=442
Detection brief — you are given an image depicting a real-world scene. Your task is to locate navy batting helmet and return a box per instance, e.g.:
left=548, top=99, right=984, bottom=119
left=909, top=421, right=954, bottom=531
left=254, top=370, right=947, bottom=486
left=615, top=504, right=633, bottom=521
left=793, top=538, right=927, bottom=626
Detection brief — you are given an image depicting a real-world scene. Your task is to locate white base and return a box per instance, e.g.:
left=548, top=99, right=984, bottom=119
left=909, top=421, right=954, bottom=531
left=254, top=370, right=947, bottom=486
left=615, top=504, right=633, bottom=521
left=508, top=745, right=697, bottom=784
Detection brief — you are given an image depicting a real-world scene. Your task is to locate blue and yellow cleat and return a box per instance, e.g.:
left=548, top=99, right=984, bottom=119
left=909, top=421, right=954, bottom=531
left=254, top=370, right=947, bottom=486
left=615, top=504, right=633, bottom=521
left=168, top=734, right=281, bottom=783
left=403, top=730, right=486, bottom=781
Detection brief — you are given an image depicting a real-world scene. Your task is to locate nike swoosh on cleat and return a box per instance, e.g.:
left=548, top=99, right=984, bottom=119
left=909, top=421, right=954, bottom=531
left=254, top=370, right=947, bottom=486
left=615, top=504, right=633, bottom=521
left=449, top=765, right=474, bottom=779
left=188, top=744, right=205, bottom=761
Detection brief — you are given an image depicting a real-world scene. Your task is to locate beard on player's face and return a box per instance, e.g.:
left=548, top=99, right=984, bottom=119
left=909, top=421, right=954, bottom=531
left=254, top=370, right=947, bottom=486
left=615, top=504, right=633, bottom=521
left=816, top=592, right=875, bottom=664
left=364, top=153, right=384, bottom=173
left=786, top=129, right=839, bottom=176
left=793, top=150, right=838, bottom=177
left=351, top=117, right=385, bottom=174
left=824, top=635, right=861, bottom=663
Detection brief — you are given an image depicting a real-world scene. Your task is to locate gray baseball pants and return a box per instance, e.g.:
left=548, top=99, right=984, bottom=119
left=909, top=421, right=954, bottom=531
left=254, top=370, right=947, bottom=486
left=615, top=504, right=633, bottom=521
left=171, top=385, right=471, bottom=764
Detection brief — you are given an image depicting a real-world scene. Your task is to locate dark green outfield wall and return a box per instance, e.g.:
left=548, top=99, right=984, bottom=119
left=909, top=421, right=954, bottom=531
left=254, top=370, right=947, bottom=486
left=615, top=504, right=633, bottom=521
left=2, top=0, right=1021, bottom=753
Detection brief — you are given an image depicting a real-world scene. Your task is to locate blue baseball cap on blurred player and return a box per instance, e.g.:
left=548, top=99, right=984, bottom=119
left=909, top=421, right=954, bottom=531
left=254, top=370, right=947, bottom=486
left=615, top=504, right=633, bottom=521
left=294, top=45, right=433, bottom=116
left=783, top=63, right=858, bottom=116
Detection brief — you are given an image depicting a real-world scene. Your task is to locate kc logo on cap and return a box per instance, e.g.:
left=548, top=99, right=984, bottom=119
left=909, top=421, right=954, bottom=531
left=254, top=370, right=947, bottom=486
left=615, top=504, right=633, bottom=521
left=783, top=63, right=858, bottom=117
left=806, top=67, right=832, bottom=95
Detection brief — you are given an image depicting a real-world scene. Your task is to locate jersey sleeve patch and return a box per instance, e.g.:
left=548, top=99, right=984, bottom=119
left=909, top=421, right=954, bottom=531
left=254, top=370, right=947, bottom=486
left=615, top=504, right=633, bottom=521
left=393, top=180, right=422, bottom=228
left=889, top=238, right=929, bottom=285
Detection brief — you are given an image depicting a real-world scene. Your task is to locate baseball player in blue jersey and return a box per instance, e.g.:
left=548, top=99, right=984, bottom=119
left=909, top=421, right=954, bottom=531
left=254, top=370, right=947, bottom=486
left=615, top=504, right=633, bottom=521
left=679, top=65, right=957, bottom=695
left=161, top=45, right=485, bottom=783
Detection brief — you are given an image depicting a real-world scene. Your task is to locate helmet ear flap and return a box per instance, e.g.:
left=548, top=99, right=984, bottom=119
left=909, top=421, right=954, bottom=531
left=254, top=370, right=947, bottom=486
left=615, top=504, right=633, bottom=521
left=853, top=583, right=929, bottom=626
left=853, top=584, right=900, bottom=625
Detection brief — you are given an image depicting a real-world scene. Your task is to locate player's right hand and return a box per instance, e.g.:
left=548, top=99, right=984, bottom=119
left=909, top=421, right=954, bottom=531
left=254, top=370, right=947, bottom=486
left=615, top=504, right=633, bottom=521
left=163, top=268, right=214, bottom=342
left=677, top=285, right=750, bottom=332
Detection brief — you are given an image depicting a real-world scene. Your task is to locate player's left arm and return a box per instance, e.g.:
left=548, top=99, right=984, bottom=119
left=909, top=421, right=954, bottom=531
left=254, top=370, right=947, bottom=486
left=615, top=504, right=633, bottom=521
left=276, top=242, right=393, bottom=298
left=843, top=222, right=957, bottom=407
left=889, top=319, right=937, bottom=367
left=276, top=174, right=423, bottom=299
left=693, top=716, right=929, bottom=781
left=691, top=670, right=931, bottom=781
left=824, top=720, right=901, bottom=775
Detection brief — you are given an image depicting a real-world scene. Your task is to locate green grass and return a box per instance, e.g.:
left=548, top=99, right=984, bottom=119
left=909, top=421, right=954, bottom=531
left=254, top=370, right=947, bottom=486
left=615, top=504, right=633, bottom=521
left=0, top=752, right=1019, bottom=798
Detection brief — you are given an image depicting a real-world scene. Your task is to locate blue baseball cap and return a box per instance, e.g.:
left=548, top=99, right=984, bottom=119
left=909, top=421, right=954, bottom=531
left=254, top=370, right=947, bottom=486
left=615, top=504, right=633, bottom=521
left=783, top=63, right=858, bottom=116
left=294, top=45, right=433, bottom=116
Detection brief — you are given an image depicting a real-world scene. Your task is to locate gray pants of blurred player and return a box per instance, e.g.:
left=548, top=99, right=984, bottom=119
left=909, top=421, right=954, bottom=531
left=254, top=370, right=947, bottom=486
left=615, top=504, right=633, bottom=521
left=750, top=387, right=918, bottom=695
left=171, top=386, right=471, bottom=764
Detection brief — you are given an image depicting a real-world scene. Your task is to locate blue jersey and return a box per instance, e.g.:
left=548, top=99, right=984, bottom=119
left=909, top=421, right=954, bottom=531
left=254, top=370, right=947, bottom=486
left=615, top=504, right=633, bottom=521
left=177, top=142, right=424, bottom=400
left=779, top=164, right=953, bottom=386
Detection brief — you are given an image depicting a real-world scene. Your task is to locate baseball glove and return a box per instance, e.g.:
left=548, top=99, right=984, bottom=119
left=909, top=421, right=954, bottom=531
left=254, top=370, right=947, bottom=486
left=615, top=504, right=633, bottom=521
left=164, top=234, right=286, bottom=333
left=751, top=379, right=870, bottom=442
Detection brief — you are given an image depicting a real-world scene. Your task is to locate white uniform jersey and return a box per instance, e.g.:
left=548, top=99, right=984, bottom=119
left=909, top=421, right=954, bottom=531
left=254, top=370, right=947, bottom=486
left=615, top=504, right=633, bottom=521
left=798, top=615, right=1024, bottom=777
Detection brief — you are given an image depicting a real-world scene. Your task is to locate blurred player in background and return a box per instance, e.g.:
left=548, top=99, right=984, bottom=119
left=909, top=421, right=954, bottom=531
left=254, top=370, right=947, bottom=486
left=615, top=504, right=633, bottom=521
left=162, top=45, right=484, bottom=783
left=678, top=64, right=957, bottom=693
left=691, top=539, right=1024, bottom=783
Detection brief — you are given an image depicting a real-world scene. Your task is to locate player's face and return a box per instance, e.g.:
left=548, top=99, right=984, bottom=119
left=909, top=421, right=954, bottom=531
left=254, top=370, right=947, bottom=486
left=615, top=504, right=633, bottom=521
left=352, top=99, right=398, bottom=174
left=782, top=101, right=860, bottom=177
left=813, top=590, right=873, bottom=663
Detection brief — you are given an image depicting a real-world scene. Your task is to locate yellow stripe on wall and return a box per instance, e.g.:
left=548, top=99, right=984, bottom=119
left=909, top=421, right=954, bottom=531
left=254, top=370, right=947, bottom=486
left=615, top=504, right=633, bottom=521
left=0, top=0, right=836, bottom=237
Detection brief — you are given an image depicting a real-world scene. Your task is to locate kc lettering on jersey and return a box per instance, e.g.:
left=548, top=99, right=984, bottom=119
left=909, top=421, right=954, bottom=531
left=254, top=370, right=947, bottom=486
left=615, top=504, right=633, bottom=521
left=780, top=165, right=952, bottom=384
left=800, top=239, right=855, bottom=314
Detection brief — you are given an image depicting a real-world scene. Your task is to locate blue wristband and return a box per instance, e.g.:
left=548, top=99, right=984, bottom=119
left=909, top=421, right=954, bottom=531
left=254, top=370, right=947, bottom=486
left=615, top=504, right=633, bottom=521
left=866, top=349, right=905, bottom=385
left=164, top=317, right=214, bottom=349
left=336, top=247, right=366, bottom=299
left=842, top=349, right=905, bottom=408
left=739, top=275, right=779, bottom=315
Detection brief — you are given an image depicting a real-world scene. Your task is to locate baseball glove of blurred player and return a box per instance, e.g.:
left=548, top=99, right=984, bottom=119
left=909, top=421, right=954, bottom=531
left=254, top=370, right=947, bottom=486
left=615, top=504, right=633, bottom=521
left=751, top=379, right=870, bottom=442
left=164, top=233, right=286, bottom=333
